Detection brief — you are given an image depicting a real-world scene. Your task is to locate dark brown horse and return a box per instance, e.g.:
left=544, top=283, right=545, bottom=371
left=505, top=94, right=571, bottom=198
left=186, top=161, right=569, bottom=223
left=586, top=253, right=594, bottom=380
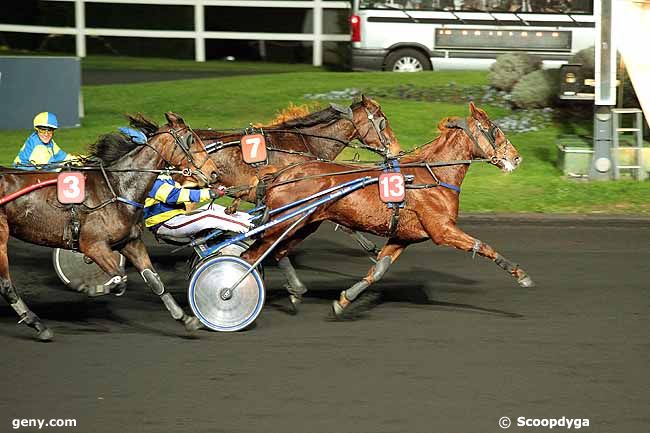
left=0, top=112, right=219, bottom=340
left=242, top=103, right=534, bottom=316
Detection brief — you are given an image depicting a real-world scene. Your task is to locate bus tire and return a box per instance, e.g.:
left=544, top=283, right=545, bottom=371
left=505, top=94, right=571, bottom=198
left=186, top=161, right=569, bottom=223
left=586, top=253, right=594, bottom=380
left=385, top=48, right=431, bottom=72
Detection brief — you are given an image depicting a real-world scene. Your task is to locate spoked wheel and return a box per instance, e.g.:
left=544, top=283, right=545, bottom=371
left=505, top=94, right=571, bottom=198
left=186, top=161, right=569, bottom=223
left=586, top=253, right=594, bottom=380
left=52, top=248, right=126, bottom=292
left=189, top=255, right=265, bottom=332
left=385, top=48, right=431, bottom=72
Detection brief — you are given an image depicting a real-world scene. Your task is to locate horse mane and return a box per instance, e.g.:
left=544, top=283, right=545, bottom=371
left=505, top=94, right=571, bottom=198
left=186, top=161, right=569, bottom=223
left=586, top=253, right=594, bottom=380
left=127, top=113, right=159, bottom=137
left=271, top=105, right=343, bottom=129
left=87, top=132, right=141, bottom=165
left=258, top=103, right=314, bottom=127
left=437, top=116, right=459, bottom=132
left=400, top=117, right=465, bottom=163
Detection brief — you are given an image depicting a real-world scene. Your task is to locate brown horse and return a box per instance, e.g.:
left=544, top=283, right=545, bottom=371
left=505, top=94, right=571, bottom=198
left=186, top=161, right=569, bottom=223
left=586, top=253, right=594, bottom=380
left=195, top=95, right=401, bottom=207
left=0, top=112, right=219, bottom=340
left=242, top=103, right=534, bottom=316
left=192, top=96, right=401, bottom=308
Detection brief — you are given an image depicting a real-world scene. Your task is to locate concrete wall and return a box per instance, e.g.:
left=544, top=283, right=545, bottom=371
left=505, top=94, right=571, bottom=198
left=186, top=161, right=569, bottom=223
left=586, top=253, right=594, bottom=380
left=0, top=56, right=81, bottom=130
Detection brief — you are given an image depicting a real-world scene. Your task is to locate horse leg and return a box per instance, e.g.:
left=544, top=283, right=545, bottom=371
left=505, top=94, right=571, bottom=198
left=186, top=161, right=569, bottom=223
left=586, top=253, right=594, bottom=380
left=274, top=222, right=323, bottom=313
left=277, top=257, right=307, bottom=312
left=332, top=240, right=406, bottom=317
left=335, top=225, right=381, bottom=258
left=225, top=198, right=242, bottom=215
left=0, top=217, right=53, bottom=341
left=120, top=238, right=201, bottom=331
left=423, top=221, right=534, bottom=287
left=80, top=242, right=127, bottom=297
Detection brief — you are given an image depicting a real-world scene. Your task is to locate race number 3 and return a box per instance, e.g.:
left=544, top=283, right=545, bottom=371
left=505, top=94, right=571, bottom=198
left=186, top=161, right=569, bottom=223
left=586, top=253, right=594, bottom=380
left=378, top=172, right=405, bottom=203
left=57, top=172, right=85, bottom=204
left=241, top=134, right=267, bottom=164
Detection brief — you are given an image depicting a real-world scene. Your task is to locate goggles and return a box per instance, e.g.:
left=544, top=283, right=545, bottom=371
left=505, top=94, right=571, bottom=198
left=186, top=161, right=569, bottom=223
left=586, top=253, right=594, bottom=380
left=35, top=127, right=55, bottom=134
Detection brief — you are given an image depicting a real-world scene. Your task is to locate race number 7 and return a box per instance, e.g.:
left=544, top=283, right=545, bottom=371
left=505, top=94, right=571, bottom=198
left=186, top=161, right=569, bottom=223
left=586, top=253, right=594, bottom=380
left=241, top=134, right=267, bottom=164
left=378, top=172, right=405, bottom=203
left=57, top=172, right=85, bottom=204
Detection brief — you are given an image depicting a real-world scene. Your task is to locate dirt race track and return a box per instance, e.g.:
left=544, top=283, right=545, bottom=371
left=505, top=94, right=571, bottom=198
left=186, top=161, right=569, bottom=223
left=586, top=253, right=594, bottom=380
left=0, top=216, right=648, bottom=433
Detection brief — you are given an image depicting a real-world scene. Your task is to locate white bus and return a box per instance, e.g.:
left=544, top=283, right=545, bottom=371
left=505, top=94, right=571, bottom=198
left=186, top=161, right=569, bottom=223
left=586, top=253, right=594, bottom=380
left=350, top=0, right=595, bottom=71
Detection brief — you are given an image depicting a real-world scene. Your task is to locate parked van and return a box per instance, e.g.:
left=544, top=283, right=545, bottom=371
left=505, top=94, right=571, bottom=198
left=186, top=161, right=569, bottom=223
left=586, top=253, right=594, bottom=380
left=350, top=0, right=596, bottom=71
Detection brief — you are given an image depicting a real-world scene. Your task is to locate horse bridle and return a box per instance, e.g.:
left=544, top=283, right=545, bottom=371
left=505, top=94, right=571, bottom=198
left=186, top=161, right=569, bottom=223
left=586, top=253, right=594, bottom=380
left=449, top=117, right=510, bottom=164
left=162, top=126, right=213, bottom=185
left=347, top=105, right=392, bottom=156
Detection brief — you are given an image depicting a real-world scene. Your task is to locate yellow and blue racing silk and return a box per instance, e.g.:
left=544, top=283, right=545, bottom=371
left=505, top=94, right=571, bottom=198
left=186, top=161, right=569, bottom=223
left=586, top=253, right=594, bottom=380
left=13, top=132, right=73, bottom=169
left=144, top=174, right=212, bottom=229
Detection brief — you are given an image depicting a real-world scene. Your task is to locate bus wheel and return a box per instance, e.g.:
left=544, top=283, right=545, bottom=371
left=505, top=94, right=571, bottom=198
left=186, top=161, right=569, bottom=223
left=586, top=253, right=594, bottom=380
left=385, top=49, right=431, bottom=72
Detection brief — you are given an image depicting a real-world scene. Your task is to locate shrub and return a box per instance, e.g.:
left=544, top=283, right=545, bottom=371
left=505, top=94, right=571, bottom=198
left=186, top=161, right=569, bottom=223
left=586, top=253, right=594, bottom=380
left=511, top=69, right=561, bottom=108
left=488, top=53, right=543, bottom=91
left=568, top=46, right=595, bottom=79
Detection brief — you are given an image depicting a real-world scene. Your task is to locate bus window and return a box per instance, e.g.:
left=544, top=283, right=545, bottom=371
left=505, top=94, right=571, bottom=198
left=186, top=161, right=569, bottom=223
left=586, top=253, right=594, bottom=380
left=360, top=0, right=593, bottom=13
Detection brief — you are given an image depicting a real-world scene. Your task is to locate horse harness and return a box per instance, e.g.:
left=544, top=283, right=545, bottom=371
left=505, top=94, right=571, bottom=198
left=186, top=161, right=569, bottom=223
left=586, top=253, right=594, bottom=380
left=60, top=127, right=200, bottom=250
left=382, top=159, right=406, bottom=238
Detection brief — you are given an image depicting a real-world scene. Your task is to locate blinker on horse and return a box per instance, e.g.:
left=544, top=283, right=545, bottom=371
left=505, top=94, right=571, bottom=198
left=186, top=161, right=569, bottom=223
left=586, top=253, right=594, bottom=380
left=242, top=102, right=534, bottom=317
left=0, top=112, right=219, bottom=341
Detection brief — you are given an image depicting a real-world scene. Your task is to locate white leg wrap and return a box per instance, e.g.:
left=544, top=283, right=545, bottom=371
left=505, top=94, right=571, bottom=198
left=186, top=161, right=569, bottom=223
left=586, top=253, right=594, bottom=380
left=105, top=275, right=127, bottom=286
left=161, top=293, right=184, bottom=320
left=11, top=299, right=29, bottom=316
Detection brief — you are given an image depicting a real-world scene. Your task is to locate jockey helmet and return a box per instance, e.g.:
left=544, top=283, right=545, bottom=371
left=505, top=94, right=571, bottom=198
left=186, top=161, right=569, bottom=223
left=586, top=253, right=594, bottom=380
left=33, top=112, right=59, bottom=130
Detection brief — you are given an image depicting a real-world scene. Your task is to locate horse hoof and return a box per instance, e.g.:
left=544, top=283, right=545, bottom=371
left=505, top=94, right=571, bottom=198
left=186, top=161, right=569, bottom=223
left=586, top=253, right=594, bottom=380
left=183, top=315, right=203, bottom=332
left=331, top=300, right=346, bottom=318
left=518, top=275, right=535, bottom=288
left=37, top=328, right=54, bottom=342
left=289, top=294, right=302, bottom=313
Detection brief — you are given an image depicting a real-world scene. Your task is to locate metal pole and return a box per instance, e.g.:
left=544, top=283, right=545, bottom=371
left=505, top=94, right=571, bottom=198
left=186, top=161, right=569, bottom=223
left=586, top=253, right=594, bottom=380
left=220, top=208, right=315, bottom=300
left=590, top=0, right=616, bottom=180
left=75, top=0, right=86, bottom=58
left=313, top=0, right=323, bottom=66
left=194, top=0, right=206, bottom=62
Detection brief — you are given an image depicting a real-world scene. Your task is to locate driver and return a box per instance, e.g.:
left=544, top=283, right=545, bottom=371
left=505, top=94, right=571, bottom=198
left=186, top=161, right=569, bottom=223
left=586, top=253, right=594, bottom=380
left=13, top=112, right=78, bottom=169
left=144, top=173, right=254, bottom=240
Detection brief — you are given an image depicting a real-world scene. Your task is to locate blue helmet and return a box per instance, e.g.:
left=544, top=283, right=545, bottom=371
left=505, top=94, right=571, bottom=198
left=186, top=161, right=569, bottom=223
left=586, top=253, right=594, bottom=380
left=33, top=112, right=59, bottom=129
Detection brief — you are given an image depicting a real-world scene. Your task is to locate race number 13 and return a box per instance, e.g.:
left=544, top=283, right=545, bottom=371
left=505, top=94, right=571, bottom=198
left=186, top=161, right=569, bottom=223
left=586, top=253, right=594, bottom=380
left=241, top=134, right=267, bottom=164
left=378, top=172, right=405, bottom=203
left=57, top=172, right=85, bottom=204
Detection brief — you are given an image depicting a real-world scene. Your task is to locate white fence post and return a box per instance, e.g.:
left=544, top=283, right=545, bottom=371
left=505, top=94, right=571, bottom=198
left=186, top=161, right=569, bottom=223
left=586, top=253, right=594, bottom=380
left=75, top=0, right=86, bottom=58
left=3, top=0, right=352, bottom=64
left=313, top=0, right=323, bottom=66
left=194, top=0, right=206, bottom=62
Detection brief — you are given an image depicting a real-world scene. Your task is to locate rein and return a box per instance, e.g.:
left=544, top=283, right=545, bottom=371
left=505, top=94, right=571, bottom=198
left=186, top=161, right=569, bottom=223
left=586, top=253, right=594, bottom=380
left=203, top=128, right=390, bottom=160
left=225, top=158, right=490, bottom=196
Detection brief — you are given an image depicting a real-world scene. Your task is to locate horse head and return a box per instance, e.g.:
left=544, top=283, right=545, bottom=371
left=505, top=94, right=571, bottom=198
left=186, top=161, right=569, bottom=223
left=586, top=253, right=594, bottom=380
left=466, top=103, right=521, bottom=173
left=350, top=95, right=401, bottom=158
left=159, top=112, right=219, bottom=187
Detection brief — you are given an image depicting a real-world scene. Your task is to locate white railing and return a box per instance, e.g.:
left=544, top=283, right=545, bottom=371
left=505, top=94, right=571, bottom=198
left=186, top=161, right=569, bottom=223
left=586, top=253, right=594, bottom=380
left=0, top=0, right=351, bottom=66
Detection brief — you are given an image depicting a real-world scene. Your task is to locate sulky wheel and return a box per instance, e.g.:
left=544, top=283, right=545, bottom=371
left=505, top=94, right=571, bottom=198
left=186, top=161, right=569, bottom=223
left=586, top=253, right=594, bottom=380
left=188, top=255, right=265, bottom=332
left=52, top=248, right=126, bottom=292
left=188, top=240, right=263, bottom=279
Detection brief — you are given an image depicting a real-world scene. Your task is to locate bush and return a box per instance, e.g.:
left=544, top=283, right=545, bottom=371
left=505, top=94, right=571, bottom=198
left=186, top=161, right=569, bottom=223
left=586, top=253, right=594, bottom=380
left=568, top=46, right=595, bottom=79
left=511, top=69, right=560, bottom=108
left=488, top=53, right=543, bottom=91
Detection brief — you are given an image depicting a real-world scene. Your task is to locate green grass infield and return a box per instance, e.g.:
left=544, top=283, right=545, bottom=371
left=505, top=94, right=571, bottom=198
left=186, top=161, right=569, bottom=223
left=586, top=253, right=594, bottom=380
left=2, top=60, right=649, bottom=214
